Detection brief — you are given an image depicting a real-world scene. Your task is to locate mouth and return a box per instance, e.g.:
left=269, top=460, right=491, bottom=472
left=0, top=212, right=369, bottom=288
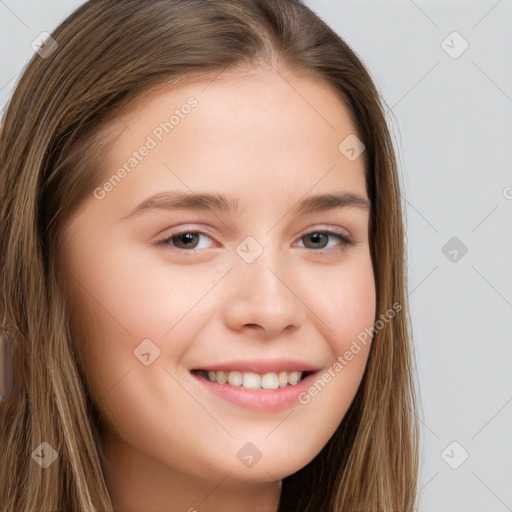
left=191, top=369, right=315, bottom=390
left=189, top=360, right=322, bottom=412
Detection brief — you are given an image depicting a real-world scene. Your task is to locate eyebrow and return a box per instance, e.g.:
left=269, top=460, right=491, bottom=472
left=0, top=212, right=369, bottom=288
left=120, top=190, right=371, bottom=221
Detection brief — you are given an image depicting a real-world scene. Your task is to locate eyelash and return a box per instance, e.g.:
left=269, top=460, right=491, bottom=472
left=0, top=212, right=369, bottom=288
left=156, top=227, right=354, bottom=256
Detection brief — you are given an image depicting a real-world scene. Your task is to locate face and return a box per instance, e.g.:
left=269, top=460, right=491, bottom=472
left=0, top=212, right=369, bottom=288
left=60, top=65, right=376, bottom=493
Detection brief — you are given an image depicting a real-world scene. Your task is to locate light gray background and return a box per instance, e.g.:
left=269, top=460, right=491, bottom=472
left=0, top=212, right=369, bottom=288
left=1, top=1, right=511, bottom=511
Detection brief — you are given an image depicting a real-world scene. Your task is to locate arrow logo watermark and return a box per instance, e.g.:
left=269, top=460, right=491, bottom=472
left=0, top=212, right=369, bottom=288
left=236, top=236, right=264, bottom=264
left=31, top=32, right=58, bottom=59
left=236, top=442, right=262, bottom=468
left=338, top=133, right=365, bottom=162
left=31, top=442, right=59, bottom=469
left=442, top=236, right=468, bottom=263
left=441, top=441, right=469, bottom=469
left=134, top=338, right=161, bottom=366
left=441, top=31, right=469, bottom=59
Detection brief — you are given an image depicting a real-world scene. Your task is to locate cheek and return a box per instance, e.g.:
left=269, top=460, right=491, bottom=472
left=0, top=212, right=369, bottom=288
left=309, top=250, right=376, bottom=354
left=64, top=239, right=225, bottom=404
left=292, top=250, right=376, bottom=431
left=89, top=242, right=223, bottom=335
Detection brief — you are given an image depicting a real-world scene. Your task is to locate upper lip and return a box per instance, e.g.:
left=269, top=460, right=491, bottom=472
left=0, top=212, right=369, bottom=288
left=190, top=359, right=321, bottom=373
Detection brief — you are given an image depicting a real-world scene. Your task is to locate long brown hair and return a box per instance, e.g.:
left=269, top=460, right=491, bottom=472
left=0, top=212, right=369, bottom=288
left=0, top=0, right=419, bottom=510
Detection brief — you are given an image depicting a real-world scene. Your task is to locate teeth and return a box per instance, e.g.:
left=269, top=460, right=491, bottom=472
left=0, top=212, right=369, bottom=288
left=243, top=372, right=261, bottom=389
left=287, top=370, right=301, bottom=385
left=261, top=372, right=279, bottom=390
left=228, top=371, right=242, bottom=386
left=278, top=371, right=288, bottom=388
left=200, top=370, right=305, bottom=389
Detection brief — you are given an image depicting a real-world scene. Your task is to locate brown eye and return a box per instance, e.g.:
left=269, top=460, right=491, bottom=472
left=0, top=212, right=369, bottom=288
left=171, top=232, right=200, bottom=249
left=298, top=230, right=354, bottom=254
left=302, top=232, right=330, bottom=249
left=161, top=231, right=215, bottom=251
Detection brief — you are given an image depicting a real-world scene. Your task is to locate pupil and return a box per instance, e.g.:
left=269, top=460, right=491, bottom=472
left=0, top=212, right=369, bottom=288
left=177, top=233, right=197, bottom=248
left=308, top=233, right=326, bottom=248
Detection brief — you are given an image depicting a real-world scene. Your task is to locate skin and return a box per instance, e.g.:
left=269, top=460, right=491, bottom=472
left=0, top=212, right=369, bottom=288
left=60, top=64, right=376, bottom=512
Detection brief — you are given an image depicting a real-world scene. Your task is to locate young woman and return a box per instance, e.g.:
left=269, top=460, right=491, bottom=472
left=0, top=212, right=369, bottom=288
left=0, top=1, right=420, bottom=510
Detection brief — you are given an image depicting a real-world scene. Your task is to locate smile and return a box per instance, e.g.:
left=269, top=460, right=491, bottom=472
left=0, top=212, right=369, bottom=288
left=193, top=369, right=311, bottom=390
left=189, top=359, right=321, bottom=412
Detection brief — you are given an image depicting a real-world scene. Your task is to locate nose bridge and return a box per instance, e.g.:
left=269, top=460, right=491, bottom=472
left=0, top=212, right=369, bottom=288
left=240, top=228, right=292, bottom=294
left=224, top=235, right=306, bottom=336
left=247, top=245, right=287, bottom=300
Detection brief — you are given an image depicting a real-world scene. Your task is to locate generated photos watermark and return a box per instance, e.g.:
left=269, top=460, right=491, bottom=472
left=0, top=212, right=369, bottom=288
left=93, top=96, right=198, bottom=200
left=298, top=301, right=402, bottom=405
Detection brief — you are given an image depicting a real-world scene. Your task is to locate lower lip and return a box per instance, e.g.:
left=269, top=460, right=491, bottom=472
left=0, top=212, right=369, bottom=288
left=191, top=372, right=318, bottom=413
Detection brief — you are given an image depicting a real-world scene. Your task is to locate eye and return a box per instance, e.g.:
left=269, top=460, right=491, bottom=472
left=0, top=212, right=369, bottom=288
left=156, top=227, right=354, bottom=254
left=297, top=229, right=354, bottom=254
left=159, top=230, right=215, bottom=251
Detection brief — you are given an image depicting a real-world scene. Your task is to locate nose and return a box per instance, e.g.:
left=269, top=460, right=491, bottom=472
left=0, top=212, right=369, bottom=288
left=222, top=248, right=306, bottom=338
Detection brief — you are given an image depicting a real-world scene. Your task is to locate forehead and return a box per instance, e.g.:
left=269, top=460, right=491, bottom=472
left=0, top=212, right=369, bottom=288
left=83, top=65, right=368, bottom=223
left=105, top=64, right=360, bottom=153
